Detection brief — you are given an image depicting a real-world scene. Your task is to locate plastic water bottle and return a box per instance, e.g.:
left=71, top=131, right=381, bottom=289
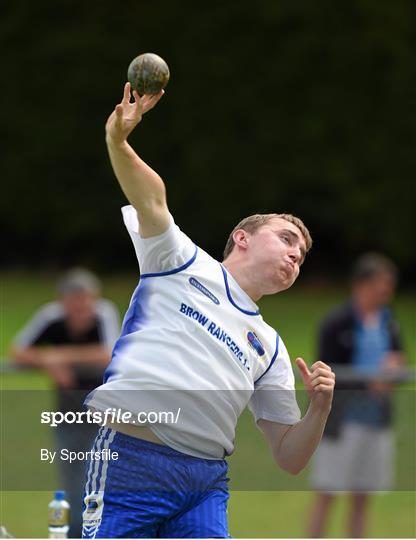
left=48, top=491, right=70, bottom=539
left=0, top=525, right=13, bottom=538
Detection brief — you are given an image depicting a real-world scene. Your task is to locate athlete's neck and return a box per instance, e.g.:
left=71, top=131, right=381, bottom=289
left=222, top=259, right=262, bottom=302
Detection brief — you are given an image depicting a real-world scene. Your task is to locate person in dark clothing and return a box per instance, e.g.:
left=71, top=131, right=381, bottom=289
left=12, top=268, right=120, bottom=538
left=308, top=253, right=406, bottom=538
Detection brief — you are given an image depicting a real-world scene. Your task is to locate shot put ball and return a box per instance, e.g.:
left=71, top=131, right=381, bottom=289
left=127, top=53, right=170, bottom=95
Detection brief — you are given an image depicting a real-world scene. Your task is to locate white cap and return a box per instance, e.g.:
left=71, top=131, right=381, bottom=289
left=57, top=268, right=101, bottom=295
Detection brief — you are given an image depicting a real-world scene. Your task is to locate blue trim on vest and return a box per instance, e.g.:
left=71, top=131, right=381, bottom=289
left=254, top=333, right=280, bottom=384
left=84, top=388, right=95, bottom=407
left=103, top=279, right=150, bottom=383
left=220, top=264, right=260, bottom=316
left=140, top=245, right=198, bottom=278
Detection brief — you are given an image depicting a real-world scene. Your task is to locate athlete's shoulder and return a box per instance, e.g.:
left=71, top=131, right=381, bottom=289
left=275, top=335, right=291, bottom=363
left=121, top=205, right=197, bottom=276
left=193, top=245, right=219, bottom=265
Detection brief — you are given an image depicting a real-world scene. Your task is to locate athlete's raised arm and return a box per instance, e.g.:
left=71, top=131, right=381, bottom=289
left=105, top=82, right=169, bottom=238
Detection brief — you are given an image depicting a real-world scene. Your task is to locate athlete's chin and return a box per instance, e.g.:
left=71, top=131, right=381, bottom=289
left=268, top=275, right=297, bottom=294
left=276, top=280, right=295, bottom=293
left=277, top=269, right=298, bottom=291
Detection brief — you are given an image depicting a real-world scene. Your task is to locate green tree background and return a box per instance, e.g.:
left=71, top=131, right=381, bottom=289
left=2, top=0, right=415, bottom=281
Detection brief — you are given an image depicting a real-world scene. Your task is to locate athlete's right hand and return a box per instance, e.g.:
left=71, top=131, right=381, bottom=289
left=296, top=358, right=335, bottom=413
left=105, top=82, right=164, bottom=145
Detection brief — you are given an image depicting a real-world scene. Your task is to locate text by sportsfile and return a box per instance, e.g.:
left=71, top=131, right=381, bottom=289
left=40, top=407, right=181, bottom=427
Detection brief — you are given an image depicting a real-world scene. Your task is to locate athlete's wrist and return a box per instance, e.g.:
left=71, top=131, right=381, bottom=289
left=308, top=395, right=332, bottom=417
left=106, top=135, right=129, bottom=150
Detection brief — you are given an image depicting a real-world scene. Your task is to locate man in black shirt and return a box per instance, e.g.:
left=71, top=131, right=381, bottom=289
left=12, top=268, right=120, bottom=538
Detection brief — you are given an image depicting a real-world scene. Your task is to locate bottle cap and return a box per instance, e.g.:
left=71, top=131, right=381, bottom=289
left=55, top=490, right=66, bottom=501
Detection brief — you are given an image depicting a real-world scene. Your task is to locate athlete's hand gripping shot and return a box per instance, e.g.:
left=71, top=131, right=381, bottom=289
left=82, top=82, right=335, bottom=539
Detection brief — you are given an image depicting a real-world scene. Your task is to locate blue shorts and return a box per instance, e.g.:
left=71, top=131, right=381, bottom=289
left=82, top=427, right=230, bottom=538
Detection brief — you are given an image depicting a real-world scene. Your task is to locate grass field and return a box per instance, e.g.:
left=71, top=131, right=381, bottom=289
left=1, top=272, right=415, bottom=538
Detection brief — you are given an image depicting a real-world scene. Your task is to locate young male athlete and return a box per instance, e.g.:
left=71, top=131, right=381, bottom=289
left=82, top=83, right=335, bottom=539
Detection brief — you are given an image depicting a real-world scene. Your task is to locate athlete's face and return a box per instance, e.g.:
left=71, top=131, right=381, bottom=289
left=245, top=218, right=307, bottom=293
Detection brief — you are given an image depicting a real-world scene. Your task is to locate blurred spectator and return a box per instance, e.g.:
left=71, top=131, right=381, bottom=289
left=11, top=268, right=120, bottom=538
left=308, top=253, right=406, bottom=538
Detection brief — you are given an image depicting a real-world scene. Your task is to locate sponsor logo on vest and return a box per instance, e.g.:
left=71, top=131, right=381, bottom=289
left=86, top=499, right=99, bottom=513
left=189, top=277, right=220, bottom=305
left=247, top=331, right=265, bottom=356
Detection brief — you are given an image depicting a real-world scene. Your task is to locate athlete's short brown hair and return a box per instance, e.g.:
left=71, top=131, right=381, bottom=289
left=223, top=213, right=312, bottom=260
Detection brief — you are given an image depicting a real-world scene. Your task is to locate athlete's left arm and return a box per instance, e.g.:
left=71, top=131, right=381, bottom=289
left=258, top=359, right=335, bottom=475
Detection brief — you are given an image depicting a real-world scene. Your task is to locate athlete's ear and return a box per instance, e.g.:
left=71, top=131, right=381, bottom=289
left=232, top=229, right=250, bottom=251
